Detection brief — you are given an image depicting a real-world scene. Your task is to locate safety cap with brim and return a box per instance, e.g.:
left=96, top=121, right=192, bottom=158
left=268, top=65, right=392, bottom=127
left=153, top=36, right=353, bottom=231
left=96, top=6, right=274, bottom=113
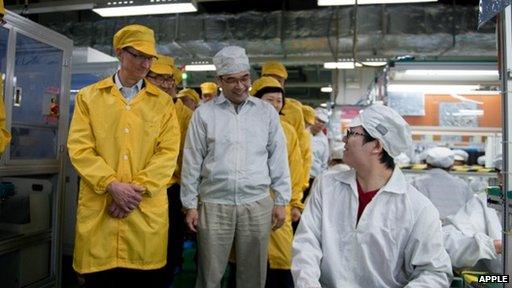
left=213, top=46, right=250, bottom=76
left=349, top=104, right=412, bottom=158
left=150, top=54, right=174, bottom=75
left=113, top=24, right=157, bottom=58
left=0, top=0, right=5, bottom=15
left=426, top=147, right=455, bottom=169
left=453, top=149, right=469, bottom=162
left=262, top=61, right=288, bottom=79
left=250, top=76, right=283, bottom=96
left=177, top=88, right=200, bottom=105
left=201, top=82, right=218, bottom=95
left=172, top=66, right=182, bottom=84
left=315, top=107, right=330, bottom=123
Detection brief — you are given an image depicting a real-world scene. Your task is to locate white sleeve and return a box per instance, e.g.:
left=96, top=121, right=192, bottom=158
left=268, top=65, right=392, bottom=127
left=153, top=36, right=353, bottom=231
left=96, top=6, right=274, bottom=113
left=404, top=206, right=453, bottom=287
left=267, top=107, right=291, bottom=205
left=292, top=177, right=323, bottom=288
left=180, top=110, right=207, bottom=209
left=443, top=225, right=498, bottom=268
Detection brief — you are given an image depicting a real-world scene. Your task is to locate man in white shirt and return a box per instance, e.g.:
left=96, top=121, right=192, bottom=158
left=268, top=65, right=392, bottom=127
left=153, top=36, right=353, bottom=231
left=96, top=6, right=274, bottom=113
left=411, top=147, right=473, bottom=221
left=292, top=104, right=452, bottom=288
left=310, top=108, right=330, bottom=180
left=181, top=46, right=291, bottom=288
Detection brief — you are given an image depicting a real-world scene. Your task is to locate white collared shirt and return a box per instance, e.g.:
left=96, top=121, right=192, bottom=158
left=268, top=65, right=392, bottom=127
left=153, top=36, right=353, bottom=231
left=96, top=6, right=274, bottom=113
left=180, top=93, right=291, bottom=209
left=114, top=72, right=143, bottom=101
left=292, top=167, right=453, bottom=288
left=310, top=131, right=329, bottom=178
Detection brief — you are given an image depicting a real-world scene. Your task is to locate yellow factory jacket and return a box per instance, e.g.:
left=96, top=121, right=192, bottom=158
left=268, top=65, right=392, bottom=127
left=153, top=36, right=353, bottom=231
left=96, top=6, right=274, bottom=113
left=67, top=77, right=180, bottom=274
left=0, top=78, right=11, bottom=153
left=268, top=120, right=304, bottom=269
left=280, top=100, right=312, bottom=192
left=170, top=98, right=192, bottom=185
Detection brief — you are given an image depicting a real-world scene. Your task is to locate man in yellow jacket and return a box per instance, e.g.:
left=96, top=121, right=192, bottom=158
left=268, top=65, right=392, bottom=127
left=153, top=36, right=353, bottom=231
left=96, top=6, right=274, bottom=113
left=67, top=24, right=180, bottom=288
left=146, top=54, right=192, bottom=286
left=200, top=81, right=218, bottom=102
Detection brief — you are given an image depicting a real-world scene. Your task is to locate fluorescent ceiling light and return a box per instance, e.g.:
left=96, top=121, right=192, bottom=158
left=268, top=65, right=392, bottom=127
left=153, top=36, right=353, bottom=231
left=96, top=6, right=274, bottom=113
left=321, top=87, right=333, bottom=93
left=324, top=62, right=360, bottom=69
left=93, top=0, right=197, bottom=17
left=318, top=0, right=436, bottom=6
left=404, top=69, right=499, bottom=77
left=361, top=61, right=387, bottom=67
left=387, top=84, right=480, bottom=93
left=185, top=64, right=216, bottom=71
left=320, top=103, right=328, bottom=107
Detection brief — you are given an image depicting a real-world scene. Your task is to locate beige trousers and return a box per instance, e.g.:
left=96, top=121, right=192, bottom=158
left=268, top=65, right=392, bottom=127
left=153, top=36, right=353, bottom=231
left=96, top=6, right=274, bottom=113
left=195, top=196, right=274, bottom=288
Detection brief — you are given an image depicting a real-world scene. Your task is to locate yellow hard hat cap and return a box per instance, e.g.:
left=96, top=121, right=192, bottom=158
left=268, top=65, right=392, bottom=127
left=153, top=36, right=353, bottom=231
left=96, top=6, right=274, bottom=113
left=0, top=0, right=5, bottom=16
left=200, top=82, right=218, bottom=95
left=287, top=98, right=302, bottom=107
left=250, top=76, right=282, bottom=96
left=113, top=24, right=157, bottom=57
left=177, top=88, right=200, bottom=105
left=150, top=54, right=174, bottom=75
left=261, top=61, right=288, bottom=79
left=302, top=105, right=316, bottom=125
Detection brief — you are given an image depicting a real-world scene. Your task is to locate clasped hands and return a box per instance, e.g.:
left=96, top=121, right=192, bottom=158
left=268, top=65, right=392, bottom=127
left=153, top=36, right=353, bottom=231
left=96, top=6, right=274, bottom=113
left=106, top=181, right=145, bottom=218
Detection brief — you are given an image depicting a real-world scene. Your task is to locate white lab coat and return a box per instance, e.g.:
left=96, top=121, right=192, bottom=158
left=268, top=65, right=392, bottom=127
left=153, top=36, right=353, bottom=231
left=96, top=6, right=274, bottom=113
left=442, top=193, right=502, bottom=273
left=292, top=168, right=453, bottom=288
left=310, top=131, right=329, bottom=178
left=411, top=169, right=473, bottom=220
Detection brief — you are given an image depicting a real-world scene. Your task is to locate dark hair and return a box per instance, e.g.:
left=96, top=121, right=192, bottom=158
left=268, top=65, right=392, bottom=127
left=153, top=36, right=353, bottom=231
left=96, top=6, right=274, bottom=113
left=254, top=87, right=286, bottom=114
left=362, top=129, right=395, bottom=170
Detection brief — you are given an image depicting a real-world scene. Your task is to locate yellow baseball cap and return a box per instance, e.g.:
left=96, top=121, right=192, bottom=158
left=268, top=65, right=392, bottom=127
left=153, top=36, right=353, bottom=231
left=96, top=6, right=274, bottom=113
left=261, top=61, right=288, bottom=79
left=302, top=105, right=316, bottom=125
left=250, top=76, right=282, bottom=96
left=150, top=54, right=174, bottom=75
left=177, top=88, right=200, bottom=105
left=113, top=24, right=157, bottom=57
left=200, top=82, right=218, bottom=95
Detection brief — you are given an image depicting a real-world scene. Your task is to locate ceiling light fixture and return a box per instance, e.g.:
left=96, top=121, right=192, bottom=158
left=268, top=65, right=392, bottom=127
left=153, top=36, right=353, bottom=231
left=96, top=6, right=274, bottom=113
left=387, top=84, right=481, bottom=93
left=321, top=86, right=333, bottom=93
left=318, top=0, right=436, bottom=6
left=185, top=61, right=216, bottom=71
left=93, top=0, right=197, bottom=17
left=403, top=69, right=499, bottom=77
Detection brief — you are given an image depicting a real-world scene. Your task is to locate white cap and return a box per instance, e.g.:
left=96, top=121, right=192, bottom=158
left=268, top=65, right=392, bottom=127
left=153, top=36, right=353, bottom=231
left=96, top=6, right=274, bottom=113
left=453, top=149, right=469, bottom=162
left=349, top=104, right=412, bottom=158
left=426, top=147, right=455, bottom=168
left=315, top=107, right=329, bottom=123
left=394, top=153, right=411, bottom=167
left=213, top=46, right=250, bottom=76
left=493, top=154, right=502, bottom=170
left=330, top=144, right=345, bottom=160
left=477, top=155, right=486, bottom=166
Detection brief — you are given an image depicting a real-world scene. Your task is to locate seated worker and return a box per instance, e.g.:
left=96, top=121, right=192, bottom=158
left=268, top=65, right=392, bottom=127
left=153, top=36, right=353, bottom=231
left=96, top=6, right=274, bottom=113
left=453, top=149, right=469, bottom=166
left=442, top=155, right=503, bottom=273
left=411, top=147, right=473, bottom=221
left=292, top=104, right=452, bottom=287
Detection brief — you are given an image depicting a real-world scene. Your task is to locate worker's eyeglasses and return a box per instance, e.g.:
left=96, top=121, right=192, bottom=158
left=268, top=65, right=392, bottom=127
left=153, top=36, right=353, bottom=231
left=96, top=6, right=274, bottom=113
left=220, top=74, right=251, bottom=86
left=346, top=129, right=366, bottom=139
left=147, top=74, right=174, bottom=84
left=123, top=48, right=155, bottom=62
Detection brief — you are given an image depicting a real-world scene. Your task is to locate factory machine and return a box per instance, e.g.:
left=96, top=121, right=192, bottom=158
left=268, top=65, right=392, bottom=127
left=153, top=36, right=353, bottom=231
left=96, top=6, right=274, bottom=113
left=0, top=10, right=72, bottom=288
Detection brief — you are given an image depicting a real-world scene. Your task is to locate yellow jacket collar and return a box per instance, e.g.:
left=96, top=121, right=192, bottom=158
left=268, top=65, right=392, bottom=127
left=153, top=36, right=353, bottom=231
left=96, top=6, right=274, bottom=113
left=97, top=76, right=159, bottom=96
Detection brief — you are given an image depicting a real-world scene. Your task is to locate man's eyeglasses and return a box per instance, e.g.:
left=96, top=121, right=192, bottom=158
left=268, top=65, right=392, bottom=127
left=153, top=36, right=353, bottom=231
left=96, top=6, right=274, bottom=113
left=123, top=48, right=155, bottom=62
left=220, top=75, right=251, bottom=85
left=147, top=74, right=174, bottom=84
left=346, top=129, right=366, bottom=139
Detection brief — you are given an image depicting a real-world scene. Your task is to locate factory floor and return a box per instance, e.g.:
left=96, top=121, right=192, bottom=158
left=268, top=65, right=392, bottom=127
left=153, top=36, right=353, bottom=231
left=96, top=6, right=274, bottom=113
left=61, top=240, right=231, bottom=288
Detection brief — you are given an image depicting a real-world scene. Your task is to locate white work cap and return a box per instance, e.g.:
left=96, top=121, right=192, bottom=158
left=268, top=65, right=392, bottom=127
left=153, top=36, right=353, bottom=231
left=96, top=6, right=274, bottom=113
left=394, top=153, right=411, bottom=167
left=477, top=155, right=486, bottom=166
left=213, top=46, right=250, bottom=76
left=453, top=149, right=469, bottom=162
left=315, top=107, right=329, bottom=123
left=330, top=144, right=345, bottom=160
left=426, top=147, right=454, bottom=169
left=493, top=154, right=502, bottom=170
left=349, top=104, right=412, bottom=158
